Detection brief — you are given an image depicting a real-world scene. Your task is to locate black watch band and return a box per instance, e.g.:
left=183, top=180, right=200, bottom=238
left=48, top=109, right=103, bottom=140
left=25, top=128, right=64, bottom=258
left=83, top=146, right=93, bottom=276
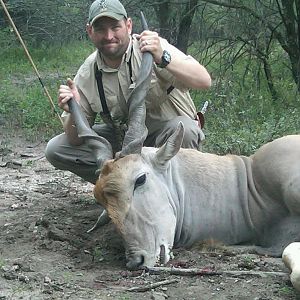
left=156, top=50, right=171, bottom=68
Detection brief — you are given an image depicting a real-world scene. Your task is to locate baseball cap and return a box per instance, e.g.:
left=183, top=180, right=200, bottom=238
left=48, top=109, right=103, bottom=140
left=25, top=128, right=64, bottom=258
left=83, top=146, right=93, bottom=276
left=88, top=0, right=127, bottom=25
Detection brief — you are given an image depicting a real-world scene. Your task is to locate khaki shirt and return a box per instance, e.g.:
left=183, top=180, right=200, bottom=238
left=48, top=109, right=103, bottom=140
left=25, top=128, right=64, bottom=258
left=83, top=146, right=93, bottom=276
left=65, top=36, right=197, bottom=132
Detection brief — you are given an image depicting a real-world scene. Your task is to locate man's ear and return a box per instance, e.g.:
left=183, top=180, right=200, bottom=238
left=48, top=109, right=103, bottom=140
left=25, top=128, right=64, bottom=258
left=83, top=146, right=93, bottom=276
left=126, top=18, right=133, bottom=35
left=86, top=24, right=93, bottom=38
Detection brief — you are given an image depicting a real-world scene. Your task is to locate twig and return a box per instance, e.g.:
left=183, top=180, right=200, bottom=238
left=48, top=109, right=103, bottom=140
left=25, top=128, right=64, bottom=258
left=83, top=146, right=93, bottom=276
left=146, top=266, right=289, bottom=279
left=127, top=278, right=178, bottom=292
left=31, top=154, right=45, bottom=161
left=146, top=266, right=220, bottom=276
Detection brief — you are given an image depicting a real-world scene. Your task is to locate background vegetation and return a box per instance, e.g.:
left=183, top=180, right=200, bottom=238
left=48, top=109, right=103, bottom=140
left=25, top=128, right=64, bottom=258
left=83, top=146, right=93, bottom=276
left=0, top=0, right=299, bottom=155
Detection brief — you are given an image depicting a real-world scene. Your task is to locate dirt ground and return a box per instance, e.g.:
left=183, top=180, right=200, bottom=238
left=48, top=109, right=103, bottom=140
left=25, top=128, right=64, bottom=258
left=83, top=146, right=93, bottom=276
left=1, top=124, right=300, bottom=300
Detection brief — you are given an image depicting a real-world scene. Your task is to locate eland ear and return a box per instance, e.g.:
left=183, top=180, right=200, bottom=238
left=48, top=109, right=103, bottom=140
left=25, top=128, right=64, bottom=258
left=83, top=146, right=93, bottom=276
left=154, top=122, right=184, bottom=169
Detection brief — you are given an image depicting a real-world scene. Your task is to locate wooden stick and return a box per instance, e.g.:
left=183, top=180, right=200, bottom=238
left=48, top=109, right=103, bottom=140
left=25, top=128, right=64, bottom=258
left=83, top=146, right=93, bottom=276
left=146, top=266, right=289, bottom=279
left=146, top=266, right=220, bottom=276
left=127, top=278, right=178, bottom=292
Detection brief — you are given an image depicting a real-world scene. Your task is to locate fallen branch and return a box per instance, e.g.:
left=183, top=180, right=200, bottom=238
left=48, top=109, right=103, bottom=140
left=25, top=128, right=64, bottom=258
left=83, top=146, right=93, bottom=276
left=127, top=278, right=178, bottom=292
left=146, top=266, right=289, bottom=279
left=146, top=266, right=220, bottom=276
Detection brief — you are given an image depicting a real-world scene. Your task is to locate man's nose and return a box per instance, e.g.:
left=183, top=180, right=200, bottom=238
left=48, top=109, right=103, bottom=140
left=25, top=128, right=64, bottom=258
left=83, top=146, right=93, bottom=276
left=103, top=29, right=114, bottom=40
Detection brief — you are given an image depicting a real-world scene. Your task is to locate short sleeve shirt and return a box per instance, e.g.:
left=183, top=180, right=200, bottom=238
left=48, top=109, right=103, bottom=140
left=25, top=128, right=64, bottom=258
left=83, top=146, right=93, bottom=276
left=64, top=36, right=197, bottom=129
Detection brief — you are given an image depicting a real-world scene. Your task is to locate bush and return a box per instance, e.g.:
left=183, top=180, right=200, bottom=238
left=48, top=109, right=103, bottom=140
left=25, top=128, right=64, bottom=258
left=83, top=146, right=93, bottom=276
left=192, top=44, right=299, bottom=155
left=0, top=0, right=91, bottom=46
left=0, top=40, right=94, bottom=140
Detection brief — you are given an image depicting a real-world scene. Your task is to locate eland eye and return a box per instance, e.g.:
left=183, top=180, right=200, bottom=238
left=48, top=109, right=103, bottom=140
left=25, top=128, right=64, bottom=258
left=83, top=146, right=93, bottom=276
left=134, top=174, right=146, bottom=190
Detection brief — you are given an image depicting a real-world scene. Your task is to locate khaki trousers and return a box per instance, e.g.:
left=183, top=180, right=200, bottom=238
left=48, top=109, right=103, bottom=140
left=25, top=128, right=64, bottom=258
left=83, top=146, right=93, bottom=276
left=45, top=116, right=204, bottom=184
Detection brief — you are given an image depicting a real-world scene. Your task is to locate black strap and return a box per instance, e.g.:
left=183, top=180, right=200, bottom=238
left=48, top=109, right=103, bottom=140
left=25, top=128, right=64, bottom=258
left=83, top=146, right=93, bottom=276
left=167, top=85, right=174, bottom=95
left=95, top=65, right=124, bottom=150
left=95, top=60, right=173, bottom=117
left=95, top=66, right=110, bottom=116
left=95, top=56, right=133, bottom=115
left=128, top=54, right=133, bottom=84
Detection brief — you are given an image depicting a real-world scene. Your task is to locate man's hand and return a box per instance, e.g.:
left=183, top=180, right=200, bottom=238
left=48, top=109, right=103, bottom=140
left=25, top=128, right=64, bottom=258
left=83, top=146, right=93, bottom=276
left=137, top=30, right=164, bottom=65
left=58, top=78, right=80, bottom=112
left=137, top=30, right=211, bottom=90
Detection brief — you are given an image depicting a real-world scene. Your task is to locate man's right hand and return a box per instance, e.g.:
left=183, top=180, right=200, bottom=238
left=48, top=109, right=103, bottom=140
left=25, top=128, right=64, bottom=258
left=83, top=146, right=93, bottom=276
left=58, top=78, right=80, bottom=112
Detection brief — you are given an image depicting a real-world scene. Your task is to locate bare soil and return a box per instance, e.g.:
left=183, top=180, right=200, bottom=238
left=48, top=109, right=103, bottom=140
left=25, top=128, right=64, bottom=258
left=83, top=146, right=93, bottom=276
left=1, top=124, right=300, bottom=300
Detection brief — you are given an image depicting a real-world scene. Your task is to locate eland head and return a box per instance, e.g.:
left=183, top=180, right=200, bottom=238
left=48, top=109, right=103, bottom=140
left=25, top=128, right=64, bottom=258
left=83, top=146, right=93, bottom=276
left=94, top=122, right=185, bottom=269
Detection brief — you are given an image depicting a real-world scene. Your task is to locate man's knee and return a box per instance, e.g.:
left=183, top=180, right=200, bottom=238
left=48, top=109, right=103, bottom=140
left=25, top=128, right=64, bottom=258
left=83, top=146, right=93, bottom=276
left=178, top=117, right=204, bottom=147
left=168, top=116, right=204, bottom=149
left=45, top=135, right=61, bottom=165
left=45, top=134, right=74, bottom=170
left=45, top=133, right=98, bottom=184
left=155, top=116, right=204, bottom=150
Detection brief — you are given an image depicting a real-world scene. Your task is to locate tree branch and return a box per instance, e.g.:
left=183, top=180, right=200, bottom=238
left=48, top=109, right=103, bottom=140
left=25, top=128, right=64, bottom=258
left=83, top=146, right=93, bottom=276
left=145, top=266, right=289, bottom=279
left=200, top=0, right=287, bottom=49
left=127, top=278, right=178, bottom=292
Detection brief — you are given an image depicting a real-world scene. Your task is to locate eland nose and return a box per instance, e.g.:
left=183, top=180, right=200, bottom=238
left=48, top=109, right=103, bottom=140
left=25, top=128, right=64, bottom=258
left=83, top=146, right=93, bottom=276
left=126, top=253, right=145, bottom=270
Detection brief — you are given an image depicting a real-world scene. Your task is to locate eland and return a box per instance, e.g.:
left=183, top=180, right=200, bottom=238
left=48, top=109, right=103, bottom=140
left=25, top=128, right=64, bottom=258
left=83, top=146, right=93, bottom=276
left=93, top=124, right=300, bottom=270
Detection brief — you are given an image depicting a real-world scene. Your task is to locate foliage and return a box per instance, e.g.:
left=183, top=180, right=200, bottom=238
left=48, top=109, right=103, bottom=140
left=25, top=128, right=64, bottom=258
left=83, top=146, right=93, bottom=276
left=0, top=38, right=298, bottom=153
left=278, top=285, right=296, bottom=296
left=0, top=0, right=92, bottom=46
left=192, top=41, right=300, bottom=155
left=0, top=40, right=94, bottom=140
left=0, top=0, right=299, bottom=153
left=199, top=0, right=300, bottom=91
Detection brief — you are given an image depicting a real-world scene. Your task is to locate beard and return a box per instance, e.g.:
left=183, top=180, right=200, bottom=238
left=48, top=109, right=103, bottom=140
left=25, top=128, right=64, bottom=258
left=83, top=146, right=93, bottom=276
left=97, top=38, right=129, bottom=61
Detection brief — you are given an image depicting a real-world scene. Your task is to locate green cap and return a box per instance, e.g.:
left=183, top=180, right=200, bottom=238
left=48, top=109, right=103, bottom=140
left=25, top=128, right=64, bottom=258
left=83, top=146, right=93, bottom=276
left=88, top=0, right=127, bottom=25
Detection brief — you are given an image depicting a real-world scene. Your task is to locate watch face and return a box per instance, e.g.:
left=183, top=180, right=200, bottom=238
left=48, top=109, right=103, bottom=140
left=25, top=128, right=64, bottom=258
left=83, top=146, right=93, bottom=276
left=157, top=50, right=171, bottom=68
left=163, top=50, right=171, bottom=64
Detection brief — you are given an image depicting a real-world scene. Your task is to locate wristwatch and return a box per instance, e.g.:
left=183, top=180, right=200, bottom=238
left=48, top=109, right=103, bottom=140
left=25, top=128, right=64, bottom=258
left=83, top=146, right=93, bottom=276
left=156, top=50, right=171, bottom=68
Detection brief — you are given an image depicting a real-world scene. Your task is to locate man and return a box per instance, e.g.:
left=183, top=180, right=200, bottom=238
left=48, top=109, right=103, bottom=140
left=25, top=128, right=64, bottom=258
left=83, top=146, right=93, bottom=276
left=46, top=0, right=211, bottom=184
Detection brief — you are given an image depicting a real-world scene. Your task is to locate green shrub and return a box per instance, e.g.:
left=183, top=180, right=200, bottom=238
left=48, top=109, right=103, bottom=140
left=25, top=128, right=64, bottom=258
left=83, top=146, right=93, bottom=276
left=0, top=40, right=94, bottom=140
left=193, top=43, right=299, bottom=155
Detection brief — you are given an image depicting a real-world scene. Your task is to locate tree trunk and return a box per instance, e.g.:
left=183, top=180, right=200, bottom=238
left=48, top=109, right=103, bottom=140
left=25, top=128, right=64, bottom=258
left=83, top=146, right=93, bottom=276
left=262, top=58, right=279, bottom=101
left=154, top=0, right=198, bottom=53
left=154, top=1, right=174, bottom=42
left=176, top=0, right=199, bottom=53
left=280, top=0, right=300, bottom=91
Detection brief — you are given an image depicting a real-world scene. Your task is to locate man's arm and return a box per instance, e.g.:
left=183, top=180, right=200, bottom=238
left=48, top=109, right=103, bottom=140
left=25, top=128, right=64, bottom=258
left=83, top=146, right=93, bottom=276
left=137, top=30, right=211, bottom=89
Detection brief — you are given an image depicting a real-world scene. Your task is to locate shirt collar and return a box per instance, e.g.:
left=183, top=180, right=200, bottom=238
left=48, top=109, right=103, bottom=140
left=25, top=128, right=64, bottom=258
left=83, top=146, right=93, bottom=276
left=125, top=35, right=133, bottom=63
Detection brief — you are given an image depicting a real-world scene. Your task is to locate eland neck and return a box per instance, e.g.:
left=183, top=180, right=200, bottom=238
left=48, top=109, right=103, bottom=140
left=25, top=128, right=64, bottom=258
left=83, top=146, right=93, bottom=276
left=167, top=150, right=257, bottom=248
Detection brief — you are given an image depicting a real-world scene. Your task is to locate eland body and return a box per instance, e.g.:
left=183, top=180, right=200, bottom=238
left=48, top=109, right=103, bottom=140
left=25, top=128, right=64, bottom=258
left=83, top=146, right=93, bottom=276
left=94, top=124, right=300, bottom=269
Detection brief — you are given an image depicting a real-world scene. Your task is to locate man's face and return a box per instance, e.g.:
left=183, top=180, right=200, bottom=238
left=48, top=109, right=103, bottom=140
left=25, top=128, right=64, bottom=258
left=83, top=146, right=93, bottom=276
left=87, top=17, right=132, bottom=60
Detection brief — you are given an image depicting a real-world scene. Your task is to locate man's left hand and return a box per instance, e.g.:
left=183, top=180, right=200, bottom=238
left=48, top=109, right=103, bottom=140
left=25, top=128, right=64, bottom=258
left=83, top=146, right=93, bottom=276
left=137, top=30, right=164, bottom=65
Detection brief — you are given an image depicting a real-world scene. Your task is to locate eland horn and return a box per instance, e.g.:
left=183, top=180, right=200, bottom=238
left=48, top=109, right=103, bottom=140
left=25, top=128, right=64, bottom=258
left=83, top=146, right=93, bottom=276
left=68, top=98, right=113, bottom=169
left=119, top=11, right=153, bottom=157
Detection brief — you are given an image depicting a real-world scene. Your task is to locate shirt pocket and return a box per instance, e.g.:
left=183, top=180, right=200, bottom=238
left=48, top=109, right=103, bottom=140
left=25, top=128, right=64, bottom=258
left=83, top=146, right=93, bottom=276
left=145, top=77, right=169, bottom=109
left=106, top=95, right=126, bottom=121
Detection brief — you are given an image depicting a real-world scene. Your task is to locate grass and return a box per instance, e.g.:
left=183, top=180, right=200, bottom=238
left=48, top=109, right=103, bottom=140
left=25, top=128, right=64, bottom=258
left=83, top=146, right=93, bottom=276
left=0, top=257, right=5, bottom=268
left=118, top=295, right=133, bottom=300
left=93, top=246, right=104, bottom=262
left=277, top=285, right=296, bottom=296
left=0, top=37, right=94, bottom=140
